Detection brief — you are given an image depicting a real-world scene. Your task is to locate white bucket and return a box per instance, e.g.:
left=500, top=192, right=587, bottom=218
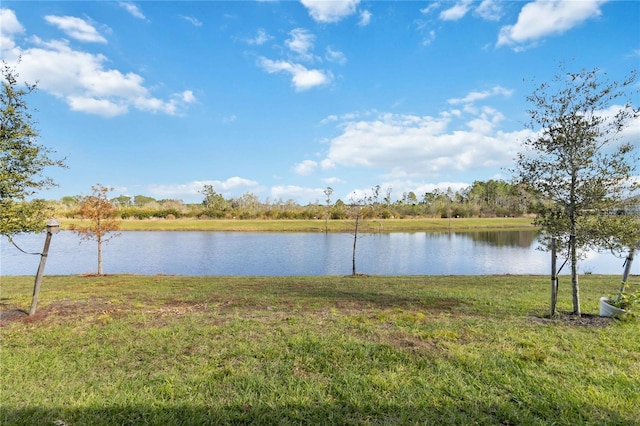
left=599, top=297, right=627, bottom=317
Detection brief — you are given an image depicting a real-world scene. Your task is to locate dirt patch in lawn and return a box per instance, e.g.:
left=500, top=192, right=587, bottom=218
left=531, top=312, right=615, bottom=328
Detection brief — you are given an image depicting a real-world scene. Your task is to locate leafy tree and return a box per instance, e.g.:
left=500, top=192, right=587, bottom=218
left=1, top=63, right=66, bottom=235
left=60, top=196, right=80, bottom=207
left=133, top=195, right=157, bottom=206
left=200, top=184, right=228, bottom=216
left=111, top=195, right=132, bottom=207
left=70, top=184, right=121, bottom=275
left=514, top=67, right=639, bottom=315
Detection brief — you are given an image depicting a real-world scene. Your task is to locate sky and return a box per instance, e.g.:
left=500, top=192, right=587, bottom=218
left=1, top=0, right=639, bottom=205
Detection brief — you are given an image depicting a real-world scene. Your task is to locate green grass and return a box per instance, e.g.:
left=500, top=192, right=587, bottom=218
left=1, top=274, right=638, bottom=425
left=59, top=217, right=536, bottom=232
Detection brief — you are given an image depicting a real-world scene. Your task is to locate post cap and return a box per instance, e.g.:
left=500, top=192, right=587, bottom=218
left=46, top=217, right=60, bottom=233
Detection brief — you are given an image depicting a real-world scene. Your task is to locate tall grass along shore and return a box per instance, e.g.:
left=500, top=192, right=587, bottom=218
left=59, top=217, right=536, bottom=232
left=1, top=274, right=638, bottom=425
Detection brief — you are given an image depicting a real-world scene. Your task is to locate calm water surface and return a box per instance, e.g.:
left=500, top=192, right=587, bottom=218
left=1, top=230, right=635, bottom=276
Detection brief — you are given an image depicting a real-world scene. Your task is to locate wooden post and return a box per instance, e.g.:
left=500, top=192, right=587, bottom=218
left=550, top=237, right=558, bottom=317
left=616, top=245, right=636, bottom=303
left=29, top=218, right=59, bottom=315
left=352, top=209, right=359, bottom=276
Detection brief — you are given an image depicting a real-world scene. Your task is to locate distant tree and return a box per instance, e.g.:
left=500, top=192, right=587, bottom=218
left=60, top=196, right=80, bottom=207
left=1, top=63, right=66, bottom=235
left=406, top=191, right=418, bottom=205
left=133, top=195, right=156, bottom=206
left=514, top=66, right=639, bottom=315
left=323, top=186, right=333, bottom=233
left=200, top=184, right=228, bottom=216
left=331, top=199, right=346, bottom=219
left=111, top=195, right=132, bottom=207
left=234, top=192, right=261, bottom=218
left=371, top=185, right=381, bottom=206
left=70, top=184, right=121, bottom=275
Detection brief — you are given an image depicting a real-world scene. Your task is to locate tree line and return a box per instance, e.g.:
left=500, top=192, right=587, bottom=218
left=48, top=179, right=542, bottom=221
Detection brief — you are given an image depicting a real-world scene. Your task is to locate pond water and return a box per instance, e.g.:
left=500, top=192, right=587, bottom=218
left=1, top=230, right=635, bottom=276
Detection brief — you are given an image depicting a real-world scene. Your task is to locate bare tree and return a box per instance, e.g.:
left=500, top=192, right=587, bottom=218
left=349, top=188, right=377, bottom=276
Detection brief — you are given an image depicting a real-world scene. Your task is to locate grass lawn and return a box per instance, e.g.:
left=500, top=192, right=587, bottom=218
left=1, top=274, right=638, bottom=425
left=59, top=217, right=536, bottom=232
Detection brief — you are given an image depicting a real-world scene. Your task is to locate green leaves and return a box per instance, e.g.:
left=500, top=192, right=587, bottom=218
left=1, top=62, right=66, bottom=235
left=514, top=66, right=639, bottom=314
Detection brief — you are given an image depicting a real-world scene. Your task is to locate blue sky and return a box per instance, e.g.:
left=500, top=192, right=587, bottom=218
left=2, top=0, right=639, bottom=204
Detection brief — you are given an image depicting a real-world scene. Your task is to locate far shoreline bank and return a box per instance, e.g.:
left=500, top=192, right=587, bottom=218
left=59, top=217, right=537, bottom=233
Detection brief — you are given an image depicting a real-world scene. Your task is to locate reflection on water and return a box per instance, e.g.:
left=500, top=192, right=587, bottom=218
left=1, top=230, right=634, bottom=276
left=464, top=230, right=538, bottom=248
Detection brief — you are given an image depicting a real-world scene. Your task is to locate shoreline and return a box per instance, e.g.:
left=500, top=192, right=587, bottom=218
left=59, top=217, right=537, bottom=232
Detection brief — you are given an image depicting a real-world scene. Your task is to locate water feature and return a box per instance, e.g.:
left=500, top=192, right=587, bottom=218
left=1, top=230, right=634, bottom=276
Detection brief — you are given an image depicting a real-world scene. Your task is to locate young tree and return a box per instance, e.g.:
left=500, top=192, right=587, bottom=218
left=1, top=63, right=66, bottom=235
left=323, top=186, right=333, bottom=233
left=70, top=184, right=121, bottom=275
left=514, top=67, right=639, bottom=315
left=349, top=188, right=377, bottom=276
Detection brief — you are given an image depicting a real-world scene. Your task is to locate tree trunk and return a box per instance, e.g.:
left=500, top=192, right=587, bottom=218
left=352, top=211, right=359, bottom=276
left=97, top=236, right=103, bottom=275
left=325, top=211, right=329, bottom=234
left=570, top=233, right=580, bottom=315
left=569, top=171, right=580, bottom=316
left=550, top=238, right=558, bottom=317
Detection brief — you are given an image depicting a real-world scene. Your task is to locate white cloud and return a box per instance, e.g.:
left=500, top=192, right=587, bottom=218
left=180, top=90, right=196, bottom=104
left=474, top=0, right=504, bottom=21
left=258, top=27, right=335, bottom=91
left=258, top=57, right=331, bottom=91
left=422, top=30, right=436, bottom=46
left=293, top=160, right=318, bottom=176
left=497, top=0, right=606, bottom=49
left=324, top=177, right=345, bottom=185
left=271, top=185, right=323, bottom=202
left=0, top=9, right=24, bottom=52
left=247, top=28, right=271, bottom=45
left=439, top=0, right=473, bottom=21
left=119, top=2, right=146, bottom=20
left=286, top=28, right=315, bottom=60
left=180, top=15, right=203, bottom=27
left=358, top=10, right=372, bottom=26
left=2, top=11, right=194, bottom=117
left=325, top=46, right=346, bottom=64
left=149, top=177, right=259, bottom=200
left=420, top=3, right=441, bottom=15
left=300, top=0, right=360, bottom=23
left=381, top=180, right=470, bottom=201
left=320, top=109, right=535, bottom=181
left=223, top=114, right=237, bottom=124
left=67, top=95, right=127, bottom=117
left=0, top=8, right=23, bottom=34
left=447, top=86, right=513, bottom=105
left=45, top=15, right=107, bottom=43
